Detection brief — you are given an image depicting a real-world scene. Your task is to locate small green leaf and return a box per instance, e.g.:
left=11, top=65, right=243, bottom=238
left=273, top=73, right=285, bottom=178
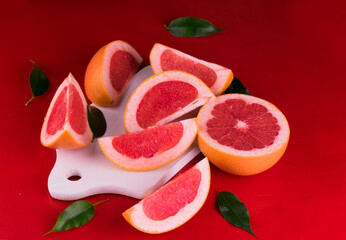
left=25, top=60, right=50, bottom=106
left=43, top=199, right=109, bottom=236
left=224, top=77, right=251, bottom=95
left=164, top=17, right=224, bottom=37
left=87, top=105, right=107, bottom=141
left=217, top=191, right=257, bottom=237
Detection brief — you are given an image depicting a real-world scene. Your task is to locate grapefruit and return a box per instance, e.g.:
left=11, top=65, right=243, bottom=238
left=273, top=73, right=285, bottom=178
left=197, top=94, right=290, bottom=176
left=150, top=43, right=233, bottom=95
left=84, top=40, right=143, bottom=106
left=124, top=70, right=215, bottom=132
left=122, top=157, right=210, bottom=233
left=98, top=119, right=198, bottom=171
left=40, top=73, right=93, bottom=149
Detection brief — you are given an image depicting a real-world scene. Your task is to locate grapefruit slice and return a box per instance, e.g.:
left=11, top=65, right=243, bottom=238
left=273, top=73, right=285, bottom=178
left=123, top=157, right=210, bottom=233
left=124, top=70, right=215, bottom=132
left=197, top=94, right=290, bottom=176
left=98, top=119, right=198, bottom=171
left=150, top=43, right=233, bottom=95
left=40, top=73, right=93, bottom=149
left=85, top=40, right=143, bottom=106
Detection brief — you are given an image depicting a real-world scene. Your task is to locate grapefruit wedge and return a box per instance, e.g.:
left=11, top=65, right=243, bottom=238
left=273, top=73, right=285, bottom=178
left=98, top=119, right=198, bottom=171
left=123, top=157, right=210, bottom=233
left=197, top=94, right=290, bottom=176
left=124, top=70, right=215, bottom=132
left=150, top=43, right=233, bottom=95
left=40, top=73, right=93, bottom=149
left=85, top=40, right=142, bottom=106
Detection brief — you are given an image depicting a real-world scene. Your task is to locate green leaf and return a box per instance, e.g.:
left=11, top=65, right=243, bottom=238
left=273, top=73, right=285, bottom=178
left=87, top=105, right=107, bottom=141
left=43, top=199, right=108, bottom=236
left=224, top=77, right=251, bottom=95
left=217, top=191, right=257, bottom=237
left=25, top=60, right=50, bottom=106
left=164, top=17, right=224, bottom=37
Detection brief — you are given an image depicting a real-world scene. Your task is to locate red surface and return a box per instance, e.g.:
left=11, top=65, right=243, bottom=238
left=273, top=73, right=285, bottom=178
left=1, top=0, right=345, bottom=239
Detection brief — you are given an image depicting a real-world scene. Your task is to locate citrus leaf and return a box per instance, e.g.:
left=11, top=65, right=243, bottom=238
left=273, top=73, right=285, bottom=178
left=25, top=60, right=50, bottom=106
left=87, top=105, right=107, bottom=141
left=217, top=191, right=257, bottom=237
left=43, top=199, right=108, bottom=236
left=164, top=17, right=224, bottom=37
left=224, top=77, right=251, bottom=95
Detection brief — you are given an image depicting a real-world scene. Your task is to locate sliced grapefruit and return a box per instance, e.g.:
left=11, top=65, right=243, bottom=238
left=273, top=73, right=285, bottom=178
left=150, top=43, right=233, bottom=95
left=197, top=94, right=290, bottom=176
left=124, top=70, right=215, bottom=132
left=40, top=73, right=93, bottom=149
left=98, top=119, right=198, bottom=171
left=123, top=157, right=210, bottom=233
left=84, top=40, right=143, bottom=106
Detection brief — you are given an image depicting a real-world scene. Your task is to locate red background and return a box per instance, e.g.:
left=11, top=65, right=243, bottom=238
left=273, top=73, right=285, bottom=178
left=1, top=0, right=345, bottom=239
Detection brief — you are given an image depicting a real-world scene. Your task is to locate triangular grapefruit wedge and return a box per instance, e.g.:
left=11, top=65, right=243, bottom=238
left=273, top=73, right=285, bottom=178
left=123, top=157, right=210, bottom=233
left=124, top=70, right=215, bottom=132
left=40, top=73, right=93, bottom=149
left=98, top=119, right=198, bottom=171
left=150, top=43, right=233, bottom=95
left=197, top=94, right=290, bottom=175
left=85, top=40, right=143, bottom=106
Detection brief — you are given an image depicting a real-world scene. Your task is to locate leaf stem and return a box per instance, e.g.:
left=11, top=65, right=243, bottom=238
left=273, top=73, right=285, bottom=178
left=25, top=96, right=34, bottom=106
left=93, top=199, right=109, bottom=206
left=42, top=229, right=54, bottom=237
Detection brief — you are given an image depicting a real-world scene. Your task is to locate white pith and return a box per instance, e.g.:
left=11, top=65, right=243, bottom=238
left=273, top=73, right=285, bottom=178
left=197, top=94, right=290, bottom=157
left=124, top=70, right=215, bottom=133
left=125, top=157, right=210, bottom=233
left=103, top=40, right=143, bottom=99
left=40, top=73, right=92, bottom=146
left=150, top=43, right=232, bottom=94
left=98, top=118, right=198, bottom=170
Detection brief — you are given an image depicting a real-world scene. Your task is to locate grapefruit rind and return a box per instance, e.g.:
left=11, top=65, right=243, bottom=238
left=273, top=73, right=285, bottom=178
left=197, top=94, right=290, bottom=176
left=98, top=118, right=198, bottom=171
left=122, top=157, right=210, bottom=234
left=40, top=73, right=93, bottom=149
left=150, top=43, right=234, bottom=95
left=85, top=40, right=143, bottom=106
left=124, top=70, right=215, bottom=133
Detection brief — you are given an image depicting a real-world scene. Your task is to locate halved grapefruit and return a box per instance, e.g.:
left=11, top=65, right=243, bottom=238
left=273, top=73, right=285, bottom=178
left=123, top=157, right=210, bottom=233
left=40, top=73, right=93, bottom=149
left=197, top=94, right=290, bottom=176
left=124, top=70, right=215, bottom=132
left=98, top=119, right=198, bottom=171
left=150, top=43, right=233, bottom=95
left=84, top=40, right=143, bottom=106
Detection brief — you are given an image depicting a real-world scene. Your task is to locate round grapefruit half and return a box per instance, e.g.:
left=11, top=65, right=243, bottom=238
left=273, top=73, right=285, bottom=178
left=40, top=73, right=93, bottom=149
left=124, top=70, right=215, bottom=132
left=150, top=43, right=233, bottom=95
left=98, top=118, right=198, bottom=171
left=84, top=40, right=143, bottom=106
left=197, top=94, right=290, bottom=176
left=122, top=157, right=210, bottom=233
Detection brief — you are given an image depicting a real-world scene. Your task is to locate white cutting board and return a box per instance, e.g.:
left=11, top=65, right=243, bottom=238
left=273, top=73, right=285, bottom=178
left=48, top=66, right=200, bottom=201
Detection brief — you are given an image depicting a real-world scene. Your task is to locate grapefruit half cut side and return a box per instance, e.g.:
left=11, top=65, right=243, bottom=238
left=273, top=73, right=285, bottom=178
left=197, top=94, right=290, bottom=176
left=124, top=70, right=215, bottom=132
left=98, top=118, right=198, bottom=171
left=40, top=73, right=93, bottom=149
left=150, top=43, right=234, bottom=95
left=85, top=40, right=143, bottom=106
left=123, top=157, right=210, bottom=233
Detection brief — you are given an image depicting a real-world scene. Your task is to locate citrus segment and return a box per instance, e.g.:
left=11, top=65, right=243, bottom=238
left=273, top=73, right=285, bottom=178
left=124, top=70, right=215, bottom=133
left=85, top=40, right=142, bottom=106
left=150, top=43, right=234, bottom=95
left=41, top=73, right=93, bottom=149
left=197, top=94, right=290, bottom=175
left=98, top=119, right=198, bottom=171
left=122, top=158, right=210, bottom=233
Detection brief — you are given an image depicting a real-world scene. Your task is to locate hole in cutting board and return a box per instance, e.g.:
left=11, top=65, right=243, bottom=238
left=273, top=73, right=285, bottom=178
left=66, top=169, right=82, bottom=181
